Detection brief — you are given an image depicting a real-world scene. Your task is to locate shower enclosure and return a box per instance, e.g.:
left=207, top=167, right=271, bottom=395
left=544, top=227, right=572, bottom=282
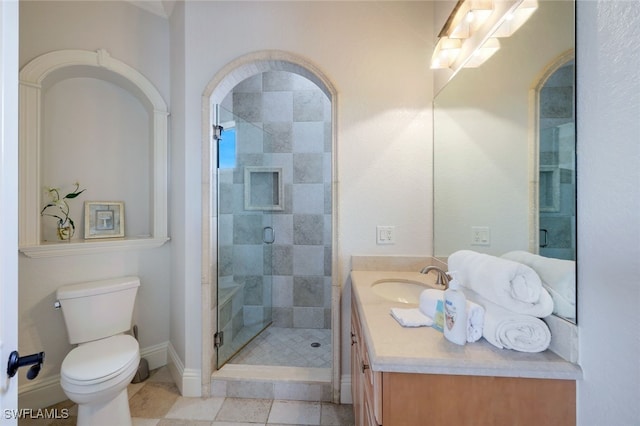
left=203, top=60, right=338, bottom=401
left=214, top=70, right=333, bottom=371
left=215, top=106, right=276, bottom=367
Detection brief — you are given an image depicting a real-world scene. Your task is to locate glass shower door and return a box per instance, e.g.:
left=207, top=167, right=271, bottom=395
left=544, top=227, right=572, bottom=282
left=216, top=105, right=275, bottom=368
left=538, top=59, right=576, bottom=261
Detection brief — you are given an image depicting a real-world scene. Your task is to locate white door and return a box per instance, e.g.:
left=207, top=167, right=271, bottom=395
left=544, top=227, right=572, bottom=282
left=0, top=1, right=20, bottom=423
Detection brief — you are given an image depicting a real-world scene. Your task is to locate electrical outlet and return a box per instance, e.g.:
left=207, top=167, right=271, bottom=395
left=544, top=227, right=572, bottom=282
left=376, top=226, right=395, bottom=245
left=471, top=226, right=490, bottom=246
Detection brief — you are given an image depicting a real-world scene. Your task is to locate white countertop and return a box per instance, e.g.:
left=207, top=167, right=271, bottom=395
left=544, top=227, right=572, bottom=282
left=351, top=270, right=583, bottom=380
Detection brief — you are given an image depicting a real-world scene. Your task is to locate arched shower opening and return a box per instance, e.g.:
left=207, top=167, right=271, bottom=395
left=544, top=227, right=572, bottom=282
left=200, top=51, right=339, bottom=402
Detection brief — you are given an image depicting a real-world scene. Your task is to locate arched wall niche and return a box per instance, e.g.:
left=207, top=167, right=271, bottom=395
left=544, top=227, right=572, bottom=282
left=199, top=50, right=340, bottom=401
left=19, top=48, right=169, bottom=258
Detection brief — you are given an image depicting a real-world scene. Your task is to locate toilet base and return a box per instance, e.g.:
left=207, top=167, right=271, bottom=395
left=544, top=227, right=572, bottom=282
left=77, top=387, right=131, bottom=426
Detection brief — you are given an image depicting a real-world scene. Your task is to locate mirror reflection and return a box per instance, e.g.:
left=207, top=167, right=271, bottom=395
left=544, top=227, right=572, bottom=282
left=433, top=0, right=576, bottom=322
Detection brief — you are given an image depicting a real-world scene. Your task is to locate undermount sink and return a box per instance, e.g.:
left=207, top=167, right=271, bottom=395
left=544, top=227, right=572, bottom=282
left=371, top=279, right=435, bottom=304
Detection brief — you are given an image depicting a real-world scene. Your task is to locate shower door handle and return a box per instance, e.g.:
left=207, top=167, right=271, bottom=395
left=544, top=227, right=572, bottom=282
left=540, top=229, right=549, bottom=248
left=263, top=227, right=275, bottom=244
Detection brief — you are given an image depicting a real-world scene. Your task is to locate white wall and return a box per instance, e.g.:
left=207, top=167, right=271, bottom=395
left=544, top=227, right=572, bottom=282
left=576, top=0, right=640, bottom=424
left=169, top=0, right=435, bottom=385
left=18, top=1, right=172, bottom=404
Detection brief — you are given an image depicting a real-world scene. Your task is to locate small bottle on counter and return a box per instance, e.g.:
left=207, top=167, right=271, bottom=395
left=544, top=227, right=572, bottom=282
left=443, top=271, right=467, bottom=345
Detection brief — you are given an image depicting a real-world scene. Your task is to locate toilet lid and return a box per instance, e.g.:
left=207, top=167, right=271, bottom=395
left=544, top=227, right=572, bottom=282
left=61, top=334, right=139, bottom=383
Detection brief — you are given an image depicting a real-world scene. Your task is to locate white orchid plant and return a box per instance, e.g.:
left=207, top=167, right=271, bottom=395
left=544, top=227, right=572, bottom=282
left=40, top=182, right=86, bottom=237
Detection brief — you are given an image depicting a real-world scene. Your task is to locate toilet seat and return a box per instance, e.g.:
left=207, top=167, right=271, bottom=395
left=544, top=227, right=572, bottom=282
left=61, top=334, right=139, bottom=388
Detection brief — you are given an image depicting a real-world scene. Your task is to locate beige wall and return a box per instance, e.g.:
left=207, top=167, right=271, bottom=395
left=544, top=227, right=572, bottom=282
left=169, top=0, right=436, bottom=385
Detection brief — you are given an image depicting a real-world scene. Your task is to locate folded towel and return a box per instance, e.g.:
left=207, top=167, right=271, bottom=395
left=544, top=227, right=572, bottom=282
left=466, top=289, right=551, bottom=352
left=390, top=308, right=434, bottom=328
left=448, top=250, right=554, bottom=318
left=419, top=289, right=485, bottom=342
left=501, top=251, right=576, bottom=319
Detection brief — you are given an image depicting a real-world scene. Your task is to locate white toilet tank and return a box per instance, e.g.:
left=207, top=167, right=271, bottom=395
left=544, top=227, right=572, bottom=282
left=56, top=276, right=140, bottom=345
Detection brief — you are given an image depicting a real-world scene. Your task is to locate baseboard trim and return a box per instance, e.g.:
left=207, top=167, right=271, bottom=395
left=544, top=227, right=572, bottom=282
left=18, top=374, right=66, bottom=410
left=19, top=341, right=170, bottom=409
left=141, top=341, right=169, bottom=370
left=166, top=342, right=201, bottom=397
left=340, top=374, right=352, bottom=404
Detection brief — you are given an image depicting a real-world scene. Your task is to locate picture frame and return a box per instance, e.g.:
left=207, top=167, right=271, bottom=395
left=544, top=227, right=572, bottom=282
left=84, top=201, right=125, bottom=239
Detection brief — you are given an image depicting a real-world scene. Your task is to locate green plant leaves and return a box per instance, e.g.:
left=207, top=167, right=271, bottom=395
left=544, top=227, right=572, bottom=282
left=64, top=189, right=85, bottom=199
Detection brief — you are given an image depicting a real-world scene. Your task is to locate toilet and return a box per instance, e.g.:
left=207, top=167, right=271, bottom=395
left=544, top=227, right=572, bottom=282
left=56, top=276, right=141, bottom=426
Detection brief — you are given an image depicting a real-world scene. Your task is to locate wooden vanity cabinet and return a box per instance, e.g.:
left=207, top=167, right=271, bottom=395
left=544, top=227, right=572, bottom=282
left=350, top=299, right=576, bottom=426
left=351, top=298, right=382, bottom=426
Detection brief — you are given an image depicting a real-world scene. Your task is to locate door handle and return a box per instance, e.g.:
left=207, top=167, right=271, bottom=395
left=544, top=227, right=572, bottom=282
left=7, top=351, right=45, bottom=380
left=540, top=228, right=549, bottom=248
left=263, top=226, right=275, bottom=244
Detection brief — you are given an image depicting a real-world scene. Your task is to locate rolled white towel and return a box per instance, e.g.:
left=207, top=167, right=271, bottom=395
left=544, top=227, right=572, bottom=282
left=419, top=289, right=485, bottom=343
left=390, top=307, right=434, bottom=328
left=501, top=251, right=576, bottom=319
left=448, top=250, right=554, bottom=318
left=466, top=289, right=551, bottom=353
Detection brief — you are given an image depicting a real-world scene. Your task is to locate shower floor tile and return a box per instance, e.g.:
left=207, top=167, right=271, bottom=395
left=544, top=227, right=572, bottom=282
left=227, top=327, right=331, bottom=368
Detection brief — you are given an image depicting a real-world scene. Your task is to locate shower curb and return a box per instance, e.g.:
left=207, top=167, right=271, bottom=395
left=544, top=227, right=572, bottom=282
left=211, top=364, right=332, bottom=402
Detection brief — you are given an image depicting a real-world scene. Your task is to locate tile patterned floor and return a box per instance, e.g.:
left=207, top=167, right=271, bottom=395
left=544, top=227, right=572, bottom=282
left=228, top=327, right=332, bottom=368
left=19, top=367, right=354, bottom=426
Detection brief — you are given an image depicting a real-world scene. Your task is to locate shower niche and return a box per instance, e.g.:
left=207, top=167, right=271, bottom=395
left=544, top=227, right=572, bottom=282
left=244, top=167, right=284, bottom=211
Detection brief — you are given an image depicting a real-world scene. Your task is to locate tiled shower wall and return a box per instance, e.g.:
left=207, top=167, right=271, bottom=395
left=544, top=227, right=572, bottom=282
left=218, top=71, right=332, bottom=333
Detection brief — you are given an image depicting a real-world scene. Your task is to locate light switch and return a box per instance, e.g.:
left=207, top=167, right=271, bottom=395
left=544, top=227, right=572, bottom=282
left=377, top=226, right=395, bottom=245
left=471, top=226, right=490, bottom=246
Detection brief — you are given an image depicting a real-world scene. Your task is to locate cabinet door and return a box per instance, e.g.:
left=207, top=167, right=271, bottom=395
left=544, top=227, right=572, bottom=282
left=352, top=299, right=382, bottom=426
left=360, top=342, right=382, bottom=424
left=382, top=372, right=576, bottom=426
left=363, top=395, right=377, bottom=426
left=351, top=312, right=363, bottom=425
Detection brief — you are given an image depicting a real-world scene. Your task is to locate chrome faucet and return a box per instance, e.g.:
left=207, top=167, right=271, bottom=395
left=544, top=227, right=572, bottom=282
left=419, top=265, right=450, bottom=289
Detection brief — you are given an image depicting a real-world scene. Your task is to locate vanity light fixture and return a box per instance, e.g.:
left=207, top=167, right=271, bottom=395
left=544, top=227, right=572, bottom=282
left=493, top=0, right=538, bottom=37
left=431, top=0, right=538, bottom=72
left=463, top=37, right=501, bottom=68
left=445, top=0, right=494, bottom=39
left=431, top=37, right=462, bottom=69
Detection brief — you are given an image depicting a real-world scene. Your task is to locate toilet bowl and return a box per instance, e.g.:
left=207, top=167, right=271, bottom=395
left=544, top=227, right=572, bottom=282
left=60, top=335, right=139, bottom=426
left=56, top=277, right=141, bottom=426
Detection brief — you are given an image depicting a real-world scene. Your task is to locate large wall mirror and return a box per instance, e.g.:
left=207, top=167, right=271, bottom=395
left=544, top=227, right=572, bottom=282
left=433, top=1, right=576, bottom=323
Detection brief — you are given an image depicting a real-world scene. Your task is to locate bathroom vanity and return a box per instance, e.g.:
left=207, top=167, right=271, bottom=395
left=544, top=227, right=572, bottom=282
left=350, top=270, right=582, bottom=426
